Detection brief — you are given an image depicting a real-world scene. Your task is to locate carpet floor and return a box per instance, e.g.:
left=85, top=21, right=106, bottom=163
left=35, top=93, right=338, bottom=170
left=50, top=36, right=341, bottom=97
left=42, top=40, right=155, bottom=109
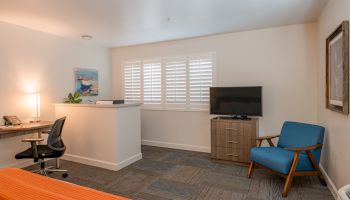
left=24, top=145, right=334, bottom=200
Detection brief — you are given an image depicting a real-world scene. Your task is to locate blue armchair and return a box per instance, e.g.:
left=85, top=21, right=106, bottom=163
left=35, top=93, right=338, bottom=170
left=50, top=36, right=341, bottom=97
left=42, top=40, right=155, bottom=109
left=247, top=121, right=327, bottom=197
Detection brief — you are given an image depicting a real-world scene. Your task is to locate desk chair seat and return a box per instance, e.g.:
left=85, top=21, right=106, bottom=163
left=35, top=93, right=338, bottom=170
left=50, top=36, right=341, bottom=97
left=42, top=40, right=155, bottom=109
left=15, top=145, right=64, bottom=160
left=15, top=117, right=68, bottom=178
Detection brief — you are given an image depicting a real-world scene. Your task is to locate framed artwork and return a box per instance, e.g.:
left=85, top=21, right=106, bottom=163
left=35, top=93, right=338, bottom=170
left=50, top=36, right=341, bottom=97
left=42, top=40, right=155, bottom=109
left=326, top=21, right=349, bottom=114
left=74, top=68, right=99, bottom=96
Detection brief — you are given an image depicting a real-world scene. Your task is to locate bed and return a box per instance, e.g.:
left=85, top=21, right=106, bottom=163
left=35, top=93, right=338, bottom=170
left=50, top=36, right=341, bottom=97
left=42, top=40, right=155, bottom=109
left=0, top=168, right=129, bottom=200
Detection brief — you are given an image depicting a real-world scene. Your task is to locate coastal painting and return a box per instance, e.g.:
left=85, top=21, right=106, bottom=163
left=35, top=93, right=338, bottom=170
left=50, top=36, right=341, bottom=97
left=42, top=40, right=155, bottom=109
left=75, top=68, right=98, bottom=96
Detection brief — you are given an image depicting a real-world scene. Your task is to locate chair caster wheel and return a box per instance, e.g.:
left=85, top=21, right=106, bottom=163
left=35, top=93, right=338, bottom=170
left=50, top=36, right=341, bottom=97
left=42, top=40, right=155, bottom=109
left=62, top=173, right=68, bottom=178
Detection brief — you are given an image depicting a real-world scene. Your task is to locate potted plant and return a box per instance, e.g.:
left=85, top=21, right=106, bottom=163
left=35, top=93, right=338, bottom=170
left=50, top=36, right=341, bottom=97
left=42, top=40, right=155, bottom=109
left=64, top=92, right=82, bottom=104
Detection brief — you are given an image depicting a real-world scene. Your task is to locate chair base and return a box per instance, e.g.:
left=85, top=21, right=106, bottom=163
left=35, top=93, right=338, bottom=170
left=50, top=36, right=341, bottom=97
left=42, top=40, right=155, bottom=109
left=32, top=159, right=68, bottom=178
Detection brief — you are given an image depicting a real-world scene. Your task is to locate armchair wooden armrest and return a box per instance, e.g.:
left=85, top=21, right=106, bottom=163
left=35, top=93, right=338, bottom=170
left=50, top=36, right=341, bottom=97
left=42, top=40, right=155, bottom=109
left=256, top=134, right=280, bottom=147
left=284, top=144, right=322, bottom=152
left=257, top=135, right=280, bottom=140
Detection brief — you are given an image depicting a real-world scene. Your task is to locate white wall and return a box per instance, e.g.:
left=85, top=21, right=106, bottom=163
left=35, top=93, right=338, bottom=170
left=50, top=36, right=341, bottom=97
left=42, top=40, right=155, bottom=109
left=112, top=23, right=318, bottom=152
left=0, top=21, right=112, bottom=121
left=317, top=0, right=350, bottom=190
left=0, top=21, right=111, bottom=167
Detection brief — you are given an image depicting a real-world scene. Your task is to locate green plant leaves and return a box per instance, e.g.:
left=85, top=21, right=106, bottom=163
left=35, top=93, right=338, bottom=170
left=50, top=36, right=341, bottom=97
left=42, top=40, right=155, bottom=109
left=73, top=92, right=81, bottom=99
left=64, top=92, right=82, bottom=104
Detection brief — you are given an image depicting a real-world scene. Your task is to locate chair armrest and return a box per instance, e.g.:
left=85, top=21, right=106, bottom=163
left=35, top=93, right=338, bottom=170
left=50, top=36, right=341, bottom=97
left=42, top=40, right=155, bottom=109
left=22, top=138, right=44, bottom=142
left=284, top=144, right=322, bottom=152
left=21, top=138, right=44, bottom=161
left=256, top=135, right=280, bottom=147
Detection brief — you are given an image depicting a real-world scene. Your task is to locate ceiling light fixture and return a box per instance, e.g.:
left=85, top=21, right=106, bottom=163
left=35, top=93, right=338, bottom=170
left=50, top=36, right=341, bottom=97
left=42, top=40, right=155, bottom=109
left=81, top=34, right=93, bottom=40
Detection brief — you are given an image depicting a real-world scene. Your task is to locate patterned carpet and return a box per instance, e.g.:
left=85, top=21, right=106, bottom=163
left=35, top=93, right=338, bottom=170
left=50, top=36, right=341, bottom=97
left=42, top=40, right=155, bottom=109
left=25, top=145, right=334, bottom=200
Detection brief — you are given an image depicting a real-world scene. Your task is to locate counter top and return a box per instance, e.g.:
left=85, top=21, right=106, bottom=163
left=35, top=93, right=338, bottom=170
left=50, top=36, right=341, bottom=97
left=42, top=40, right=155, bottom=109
left=53, top=103, right=142, bottom=108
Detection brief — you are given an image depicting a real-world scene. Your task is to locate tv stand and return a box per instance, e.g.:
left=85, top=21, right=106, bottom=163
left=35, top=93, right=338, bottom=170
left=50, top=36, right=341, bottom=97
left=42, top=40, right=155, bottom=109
left=211, top=117, right=258, bottom=163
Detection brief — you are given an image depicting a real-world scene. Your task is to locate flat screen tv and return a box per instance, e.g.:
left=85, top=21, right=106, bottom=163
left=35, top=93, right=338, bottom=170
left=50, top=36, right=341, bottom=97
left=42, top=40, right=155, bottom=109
left=210, top=87, right=262, bottom=118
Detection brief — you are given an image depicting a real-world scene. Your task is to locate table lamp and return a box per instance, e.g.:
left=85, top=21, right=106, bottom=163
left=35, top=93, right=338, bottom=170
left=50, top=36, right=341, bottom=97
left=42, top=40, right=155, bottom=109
left=28, top=92, right=40, bottom=123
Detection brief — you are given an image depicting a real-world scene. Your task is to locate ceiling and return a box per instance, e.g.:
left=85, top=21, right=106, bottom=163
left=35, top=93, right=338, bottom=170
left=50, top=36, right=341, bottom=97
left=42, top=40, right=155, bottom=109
left=0, top=0, right=328, bottom=47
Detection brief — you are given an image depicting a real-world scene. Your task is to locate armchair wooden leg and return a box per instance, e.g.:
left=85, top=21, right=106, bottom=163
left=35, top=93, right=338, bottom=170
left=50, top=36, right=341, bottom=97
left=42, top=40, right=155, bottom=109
left=282, top=152, right=300, bottom=197
left=305, top=150, right=327, bottom=186
left=317, top=172, right=327, bottom=186
left=248, top=161, right=255, bottom=178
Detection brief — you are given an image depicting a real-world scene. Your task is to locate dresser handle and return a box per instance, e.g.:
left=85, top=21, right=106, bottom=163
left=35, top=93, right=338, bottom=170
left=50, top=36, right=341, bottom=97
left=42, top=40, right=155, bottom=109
left=227, top=141, right=239, bottom=144
left=225, top=128, right=238, bottom=131
left=227, top=154, right=239, bottom=157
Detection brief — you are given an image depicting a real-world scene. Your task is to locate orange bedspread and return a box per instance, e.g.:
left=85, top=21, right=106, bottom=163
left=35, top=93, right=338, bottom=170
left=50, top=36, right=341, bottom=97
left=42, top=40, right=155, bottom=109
left=0, top=168, right=129, bottom=200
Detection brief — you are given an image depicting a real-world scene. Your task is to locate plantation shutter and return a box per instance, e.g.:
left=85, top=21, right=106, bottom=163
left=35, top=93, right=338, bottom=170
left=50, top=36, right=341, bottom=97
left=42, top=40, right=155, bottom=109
left=123, top=61, right=141, bottom=102
left=165, top=59, right=187, bottom=105
left=143, top=60, right=162, bottom=104
left=189, top=55, right=213, bottom=105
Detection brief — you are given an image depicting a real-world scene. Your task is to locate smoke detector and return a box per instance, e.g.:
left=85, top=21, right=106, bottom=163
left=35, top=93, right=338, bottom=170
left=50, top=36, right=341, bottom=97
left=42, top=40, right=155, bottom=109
left=81, top=34, right=93, bottom=40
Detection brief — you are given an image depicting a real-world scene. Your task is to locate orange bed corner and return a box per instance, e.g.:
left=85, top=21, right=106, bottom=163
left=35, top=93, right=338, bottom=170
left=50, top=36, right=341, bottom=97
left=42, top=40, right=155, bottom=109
left=0, top=168, right=129, bottom=200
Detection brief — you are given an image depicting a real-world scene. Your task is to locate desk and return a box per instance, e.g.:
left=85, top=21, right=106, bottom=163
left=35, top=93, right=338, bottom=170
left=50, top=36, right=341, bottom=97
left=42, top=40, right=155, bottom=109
left=0, top=121, right=53, bottom=139
left=0, top=121, right=53, bottom=168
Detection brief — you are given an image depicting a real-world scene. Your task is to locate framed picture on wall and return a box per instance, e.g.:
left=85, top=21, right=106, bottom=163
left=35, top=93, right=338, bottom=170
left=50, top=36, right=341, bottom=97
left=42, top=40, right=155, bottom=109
left=74, top=68, right=99, bottom=96
left=326, top=20, right=349, bottom=115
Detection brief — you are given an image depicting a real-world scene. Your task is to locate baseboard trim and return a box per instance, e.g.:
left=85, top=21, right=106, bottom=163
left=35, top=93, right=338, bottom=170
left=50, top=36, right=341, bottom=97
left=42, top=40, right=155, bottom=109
left=62, top=153, right=142, bottom=171
left=319, top=164, right=338, bottom=199
left=142, top=140, right=210, bottom=153
left=0, top=160, right=34, bottom=169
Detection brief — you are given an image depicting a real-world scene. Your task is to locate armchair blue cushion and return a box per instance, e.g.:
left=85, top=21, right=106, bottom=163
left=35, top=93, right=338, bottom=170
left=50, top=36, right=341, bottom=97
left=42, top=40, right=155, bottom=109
left=250, top=121, right=325, bottom=175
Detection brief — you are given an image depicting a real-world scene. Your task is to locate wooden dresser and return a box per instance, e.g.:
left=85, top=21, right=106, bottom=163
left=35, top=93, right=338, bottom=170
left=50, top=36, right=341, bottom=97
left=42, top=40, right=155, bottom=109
left=211, top=117, right=258, bottom=163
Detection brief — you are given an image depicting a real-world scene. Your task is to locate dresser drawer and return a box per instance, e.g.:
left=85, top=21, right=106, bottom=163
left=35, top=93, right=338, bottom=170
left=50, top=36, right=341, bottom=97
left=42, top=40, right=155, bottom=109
left=212, top=147, right=248, bottom=162
left=223, top=122, right=241, bottom=133
left=225, top=138, right=241, bottom=149
left=212, top=132, right=242, bottom=148
left=212, top=121, right=241, bottom=134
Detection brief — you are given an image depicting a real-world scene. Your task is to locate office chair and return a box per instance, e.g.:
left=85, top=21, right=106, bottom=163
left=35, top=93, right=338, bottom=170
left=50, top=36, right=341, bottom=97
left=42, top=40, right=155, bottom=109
left=15, top=117, right=68, bottom=178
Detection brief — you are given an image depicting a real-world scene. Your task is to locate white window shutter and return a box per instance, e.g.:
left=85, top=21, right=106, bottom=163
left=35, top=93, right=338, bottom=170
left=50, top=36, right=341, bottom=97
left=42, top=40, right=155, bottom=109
left=143, top=61, right=162, bottom=104
left=189, top=55, right=213, bottom=105
left=165, top=59, right=187, bottom=105
left=123, top=53, right=215, bottom=110
left=123, top=61, right=141, bottom=102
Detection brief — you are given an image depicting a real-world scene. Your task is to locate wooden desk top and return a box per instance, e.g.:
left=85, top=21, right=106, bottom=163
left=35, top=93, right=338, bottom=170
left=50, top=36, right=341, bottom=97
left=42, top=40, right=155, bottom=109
left=0, top=121, right=53, bottom=135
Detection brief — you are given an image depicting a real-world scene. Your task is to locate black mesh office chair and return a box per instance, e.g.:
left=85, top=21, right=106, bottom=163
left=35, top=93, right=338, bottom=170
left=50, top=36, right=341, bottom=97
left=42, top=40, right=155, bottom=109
left=15, top=117, right=68, bottom=178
